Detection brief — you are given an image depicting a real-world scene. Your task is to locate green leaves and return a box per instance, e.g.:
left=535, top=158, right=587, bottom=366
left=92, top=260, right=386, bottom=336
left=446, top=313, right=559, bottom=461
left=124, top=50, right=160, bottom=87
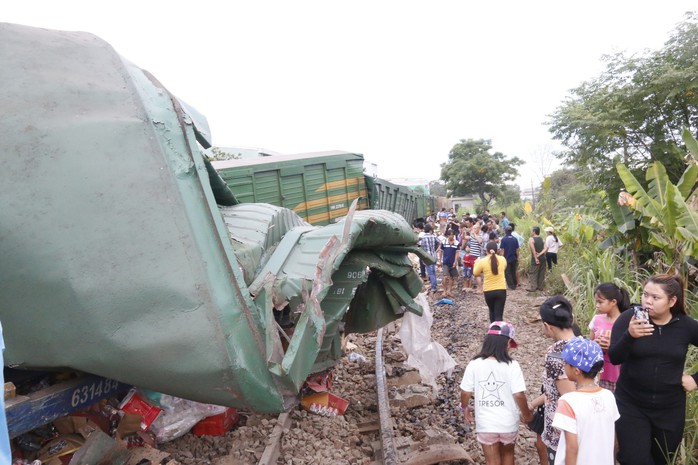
left=617, top=156, right=698, bottom=271
left=550, top=15, right=698, bottom=193
left=617, top=163, right=662, bottom=223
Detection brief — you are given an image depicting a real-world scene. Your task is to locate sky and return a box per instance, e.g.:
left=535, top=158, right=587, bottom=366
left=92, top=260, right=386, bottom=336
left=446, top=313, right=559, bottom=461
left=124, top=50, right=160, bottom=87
left=4, top=1, right=696, bottom=189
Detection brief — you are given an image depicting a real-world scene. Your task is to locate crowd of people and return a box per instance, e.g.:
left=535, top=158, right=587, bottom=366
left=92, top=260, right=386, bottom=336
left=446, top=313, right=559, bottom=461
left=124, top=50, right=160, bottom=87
left=457, top=279, right=698, bottom=465
left=415, top=209, right=558, bottom=323
left=414, top=209, right=698, bottom=465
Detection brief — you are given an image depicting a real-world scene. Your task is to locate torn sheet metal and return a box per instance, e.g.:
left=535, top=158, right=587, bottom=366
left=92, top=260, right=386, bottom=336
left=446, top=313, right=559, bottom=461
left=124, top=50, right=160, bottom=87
left=0, top=22, right=424, bottom=413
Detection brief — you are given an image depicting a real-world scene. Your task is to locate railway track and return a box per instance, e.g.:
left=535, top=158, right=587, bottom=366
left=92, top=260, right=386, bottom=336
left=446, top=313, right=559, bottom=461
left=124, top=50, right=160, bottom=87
left=164, top=287, right=548, bottom=464
left=249, top=324, right=472, bottom=465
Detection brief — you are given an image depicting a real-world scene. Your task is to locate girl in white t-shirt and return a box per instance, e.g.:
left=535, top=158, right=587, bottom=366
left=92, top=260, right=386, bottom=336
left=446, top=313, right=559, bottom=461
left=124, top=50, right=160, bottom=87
left=460, top=322, right=532, bottom=465
left=544, top=227, right=562, bottom=271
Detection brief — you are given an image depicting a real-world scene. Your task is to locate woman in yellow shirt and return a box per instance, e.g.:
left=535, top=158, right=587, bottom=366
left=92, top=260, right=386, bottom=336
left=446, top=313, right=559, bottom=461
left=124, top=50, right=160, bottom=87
left=474, top=242, right=508, bottom=322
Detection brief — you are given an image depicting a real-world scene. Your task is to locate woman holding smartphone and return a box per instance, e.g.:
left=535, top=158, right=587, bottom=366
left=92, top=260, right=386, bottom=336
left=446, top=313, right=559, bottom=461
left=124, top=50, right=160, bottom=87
left=609, top=274, right=698, bottom=465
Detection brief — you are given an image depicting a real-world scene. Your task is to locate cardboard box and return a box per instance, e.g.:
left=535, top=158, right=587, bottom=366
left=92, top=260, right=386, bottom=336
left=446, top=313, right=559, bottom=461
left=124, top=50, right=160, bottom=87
left=300, top=392, right=348, bottom=415
left=191, top=408, right=239, bottom=436
left=118, top=390, right=162, bottom=430
left=36, top=433, right=85, bottom=465
left=53, top=415, right=105, bottom=439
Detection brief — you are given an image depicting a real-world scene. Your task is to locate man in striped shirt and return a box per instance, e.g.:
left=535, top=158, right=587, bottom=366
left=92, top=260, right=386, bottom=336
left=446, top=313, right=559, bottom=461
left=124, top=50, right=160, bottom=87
left=419, top=224, right=440, bottom=293
left=466, top=222, right=484, bottom=291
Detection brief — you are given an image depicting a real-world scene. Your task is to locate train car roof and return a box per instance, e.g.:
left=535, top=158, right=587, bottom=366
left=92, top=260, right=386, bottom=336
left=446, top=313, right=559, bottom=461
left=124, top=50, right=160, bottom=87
left=211, top=150, right=364, bottom=170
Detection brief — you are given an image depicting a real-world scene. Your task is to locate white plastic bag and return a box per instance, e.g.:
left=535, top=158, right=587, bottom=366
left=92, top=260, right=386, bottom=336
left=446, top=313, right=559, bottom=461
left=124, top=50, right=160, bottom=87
left=149, top=394, right=227, bottom=443
left=399, top=293, right=457, bottom=393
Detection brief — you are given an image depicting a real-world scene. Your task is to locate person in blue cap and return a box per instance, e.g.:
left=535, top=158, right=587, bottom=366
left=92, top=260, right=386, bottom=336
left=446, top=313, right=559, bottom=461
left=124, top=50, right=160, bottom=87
left=552, top=337, right=619, bottom=465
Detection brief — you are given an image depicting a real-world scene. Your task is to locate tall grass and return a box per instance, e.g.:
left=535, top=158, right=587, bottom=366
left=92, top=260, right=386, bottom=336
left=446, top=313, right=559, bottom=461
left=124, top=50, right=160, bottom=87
left=564, top=247, right=644, bottom=332
left=676, top=287, right=698, bottom=464
left=547, top=217, right=698, bottom=464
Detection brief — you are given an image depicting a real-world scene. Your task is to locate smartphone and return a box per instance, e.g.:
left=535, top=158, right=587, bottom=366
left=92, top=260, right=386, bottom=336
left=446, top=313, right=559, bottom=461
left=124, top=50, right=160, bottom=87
left=633, top=305, right=649, bottom=322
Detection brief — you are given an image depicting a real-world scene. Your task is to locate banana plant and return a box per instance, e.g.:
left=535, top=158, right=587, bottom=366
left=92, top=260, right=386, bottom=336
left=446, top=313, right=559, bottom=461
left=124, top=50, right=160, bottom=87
left=616, top=130, right=698, bottom=274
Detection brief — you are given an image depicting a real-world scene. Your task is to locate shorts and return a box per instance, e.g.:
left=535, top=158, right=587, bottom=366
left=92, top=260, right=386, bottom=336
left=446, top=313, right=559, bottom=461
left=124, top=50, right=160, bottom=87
left=462, top=266, right=473, bottom=279
left=443, top=264, right=458, bottom=278
left=476, top=431, right=518, bottom=446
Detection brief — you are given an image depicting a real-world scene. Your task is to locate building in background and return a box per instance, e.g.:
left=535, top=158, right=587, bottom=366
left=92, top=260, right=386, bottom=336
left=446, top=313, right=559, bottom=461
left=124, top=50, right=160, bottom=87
left=447, top=196, right=477, bottom=214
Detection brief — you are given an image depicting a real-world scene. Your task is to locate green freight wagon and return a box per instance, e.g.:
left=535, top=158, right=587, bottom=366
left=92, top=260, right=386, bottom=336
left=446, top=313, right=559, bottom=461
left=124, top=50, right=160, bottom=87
left=212, top=152, right=368, bottom=226
left=365, top=176, right=432, bottom=225
left=415, top=194, right=437, bottom=221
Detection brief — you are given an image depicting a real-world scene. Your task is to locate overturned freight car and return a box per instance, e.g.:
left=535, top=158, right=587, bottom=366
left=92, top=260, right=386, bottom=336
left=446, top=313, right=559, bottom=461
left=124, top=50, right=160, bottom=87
left=0, top=23, right=428, bottom=413
left=213, top=153, right=439, bottom=226
left=213, top=151, right=369, bottom=226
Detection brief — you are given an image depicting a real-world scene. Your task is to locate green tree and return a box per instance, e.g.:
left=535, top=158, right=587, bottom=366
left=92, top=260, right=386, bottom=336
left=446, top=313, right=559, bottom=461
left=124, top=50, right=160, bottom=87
left=549, top=13, right=698, bottom=192
left=428, top=180, right=447, bottom=197
left=440, top=139, right=523, bottom=212
left=495, top=184, right=522, bottom=208
left=537, top=168, right=599, bottom=214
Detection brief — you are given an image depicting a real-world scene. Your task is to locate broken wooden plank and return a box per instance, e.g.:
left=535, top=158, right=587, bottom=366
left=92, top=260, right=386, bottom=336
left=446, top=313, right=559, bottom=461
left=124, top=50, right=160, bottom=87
left=356, top=420, right=380, bottom=433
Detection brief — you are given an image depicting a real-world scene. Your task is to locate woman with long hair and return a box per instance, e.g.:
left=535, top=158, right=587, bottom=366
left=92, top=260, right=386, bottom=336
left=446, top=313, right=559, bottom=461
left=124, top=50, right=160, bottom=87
left=529, top=296, right=578, bottom=464
left=473, top=241, right=508, bottom=322
left=609, top=274, right=698, bottom=465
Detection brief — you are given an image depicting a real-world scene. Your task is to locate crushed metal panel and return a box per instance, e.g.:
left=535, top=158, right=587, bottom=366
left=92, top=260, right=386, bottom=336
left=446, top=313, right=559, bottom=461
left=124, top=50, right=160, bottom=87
left=0, top=22, right=425, bottom=413
left=0, top=23, right=281, bottom=411
left=250, top=207, right=422, bottom=388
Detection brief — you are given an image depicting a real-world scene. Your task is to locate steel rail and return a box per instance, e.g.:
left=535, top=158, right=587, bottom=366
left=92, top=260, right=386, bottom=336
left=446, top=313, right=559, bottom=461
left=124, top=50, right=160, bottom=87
left=375, top=327, right=398, bottom=465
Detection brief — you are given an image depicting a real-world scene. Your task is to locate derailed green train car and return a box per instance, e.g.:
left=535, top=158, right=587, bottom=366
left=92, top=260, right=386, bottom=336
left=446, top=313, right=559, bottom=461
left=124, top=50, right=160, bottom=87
left=214, top=154, right=437, bottom=226
left=364, top=176, right=436, bottom=225
left=213, top=152, right=368, bottom=226
left=0, top=22, right=428, bottom=413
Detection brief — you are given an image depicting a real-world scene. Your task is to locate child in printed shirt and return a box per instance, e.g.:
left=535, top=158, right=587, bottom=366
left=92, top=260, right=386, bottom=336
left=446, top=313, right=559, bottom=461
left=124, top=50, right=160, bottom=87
left=588, top=283, right=630, bottom=391
left=441, top=230, right=460, bottom=297
left=552, top=337, right=619, bottom=465
left=460, top=232, right=476, bottom=290
left=460, top=322, right=532, bottom=465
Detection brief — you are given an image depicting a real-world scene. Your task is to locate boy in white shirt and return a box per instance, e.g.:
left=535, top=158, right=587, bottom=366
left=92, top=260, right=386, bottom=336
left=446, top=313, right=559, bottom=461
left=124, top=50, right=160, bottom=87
left=552, top=337, right=619, bottom=465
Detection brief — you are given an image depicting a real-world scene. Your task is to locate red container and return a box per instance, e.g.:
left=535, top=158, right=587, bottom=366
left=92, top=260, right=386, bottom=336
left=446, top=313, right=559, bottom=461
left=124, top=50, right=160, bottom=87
left=192, top=408, right=239, bottom=436
left=118, top=389, right=162, bottom=430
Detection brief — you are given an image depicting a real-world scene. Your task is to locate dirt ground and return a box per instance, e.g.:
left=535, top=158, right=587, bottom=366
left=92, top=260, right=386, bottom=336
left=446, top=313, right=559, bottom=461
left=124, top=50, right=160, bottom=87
left=161, top=276, right=556, bottom=465
left=419, top=281, right=554, bottom=464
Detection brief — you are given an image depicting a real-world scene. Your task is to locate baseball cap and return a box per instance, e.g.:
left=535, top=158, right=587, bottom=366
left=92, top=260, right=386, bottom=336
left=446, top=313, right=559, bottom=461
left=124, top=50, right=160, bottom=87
left=562, top=337, right=604, bottom=372
left=544, top=226, right=555, bottom=233
left=487, top=321, right=517, bottom=348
